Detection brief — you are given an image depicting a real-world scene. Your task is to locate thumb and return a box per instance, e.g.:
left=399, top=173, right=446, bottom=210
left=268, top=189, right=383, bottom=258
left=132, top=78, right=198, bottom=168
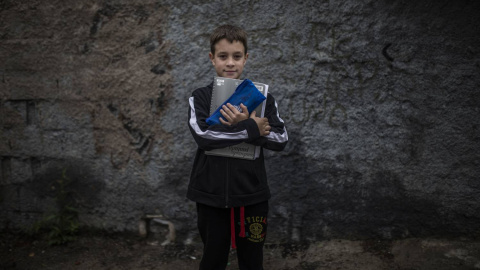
left=250, top=110, right=257, bottom=118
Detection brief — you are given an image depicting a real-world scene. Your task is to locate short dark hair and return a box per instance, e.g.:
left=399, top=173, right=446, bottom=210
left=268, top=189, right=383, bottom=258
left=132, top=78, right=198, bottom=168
left=210, top=25, right=248, bottom=55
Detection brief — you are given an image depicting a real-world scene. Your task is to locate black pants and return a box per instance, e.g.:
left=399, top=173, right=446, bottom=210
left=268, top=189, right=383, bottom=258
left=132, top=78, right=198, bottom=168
left=197, top=201, right=269, bottom=270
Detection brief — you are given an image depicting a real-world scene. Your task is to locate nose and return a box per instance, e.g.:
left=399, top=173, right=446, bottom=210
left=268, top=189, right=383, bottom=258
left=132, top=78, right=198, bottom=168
left=226, top=57, right=234, bottom=66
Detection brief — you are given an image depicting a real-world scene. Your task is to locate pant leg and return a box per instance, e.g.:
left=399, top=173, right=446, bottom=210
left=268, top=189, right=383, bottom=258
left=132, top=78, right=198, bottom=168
left=235, top=201, right=269, bottom=270
left=197, top=203, right=231, bottom=270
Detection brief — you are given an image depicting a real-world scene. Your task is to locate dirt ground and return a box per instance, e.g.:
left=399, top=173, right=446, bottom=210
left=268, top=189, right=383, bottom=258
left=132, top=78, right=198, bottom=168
left=1, top=231, right=480, bottom=270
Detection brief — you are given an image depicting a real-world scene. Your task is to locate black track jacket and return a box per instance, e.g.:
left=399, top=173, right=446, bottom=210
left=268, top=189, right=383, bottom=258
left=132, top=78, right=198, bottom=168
left=187, top=82, right=288, bottom=208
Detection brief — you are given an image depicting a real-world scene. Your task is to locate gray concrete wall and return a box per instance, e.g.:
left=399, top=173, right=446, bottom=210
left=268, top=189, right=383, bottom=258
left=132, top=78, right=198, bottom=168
left=1, top=0, right=479, bottom=242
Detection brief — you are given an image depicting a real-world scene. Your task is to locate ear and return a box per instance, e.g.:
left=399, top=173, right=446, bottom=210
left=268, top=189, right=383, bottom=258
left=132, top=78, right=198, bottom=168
left=209, top=52, right=215, bottom=66
left=244, top=52, right=249, bottom=64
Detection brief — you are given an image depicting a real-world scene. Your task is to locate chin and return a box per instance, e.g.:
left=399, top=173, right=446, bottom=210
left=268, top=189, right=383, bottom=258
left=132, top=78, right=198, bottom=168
left=224, top=73, right=240, bottom=79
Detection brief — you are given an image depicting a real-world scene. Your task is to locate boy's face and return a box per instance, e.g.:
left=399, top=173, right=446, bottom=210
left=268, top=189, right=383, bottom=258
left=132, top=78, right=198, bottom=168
left=209, top=38, right=248, bottom=79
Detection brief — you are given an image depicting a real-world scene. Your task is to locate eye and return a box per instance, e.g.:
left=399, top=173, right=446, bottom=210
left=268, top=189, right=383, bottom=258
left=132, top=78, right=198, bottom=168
left=234, top=55, right=242, bottom=60
left=218, top=55, right=227, bottom=60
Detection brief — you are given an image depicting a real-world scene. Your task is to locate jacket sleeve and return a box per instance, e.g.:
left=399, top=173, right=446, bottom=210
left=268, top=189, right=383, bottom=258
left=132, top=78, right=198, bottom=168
left=246, top=93, right=288, bottom=151
left=188, top=88, right=261, bottom=151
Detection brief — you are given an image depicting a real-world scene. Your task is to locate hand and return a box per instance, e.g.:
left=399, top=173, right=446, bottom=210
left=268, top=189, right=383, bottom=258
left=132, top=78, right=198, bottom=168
left=250, top=111, right=271, bottom=136
left=219, top=103, right=249, bottom=126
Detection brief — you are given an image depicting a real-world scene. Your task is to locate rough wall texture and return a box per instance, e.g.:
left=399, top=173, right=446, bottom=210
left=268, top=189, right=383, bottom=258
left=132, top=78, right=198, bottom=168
left=1, top=0, right=479, bottom=243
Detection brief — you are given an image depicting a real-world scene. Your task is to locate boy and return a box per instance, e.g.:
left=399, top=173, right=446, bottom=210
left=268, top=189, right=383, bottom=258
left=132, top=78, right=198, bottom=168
left=187, top=24, right=288, bottom=270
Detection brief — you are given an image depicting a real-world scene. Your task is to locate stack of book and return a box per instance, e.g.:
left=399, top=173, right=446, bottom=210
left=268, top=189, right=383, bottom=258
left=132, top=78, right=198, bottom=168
left=205, top=76, right=269, bottom=160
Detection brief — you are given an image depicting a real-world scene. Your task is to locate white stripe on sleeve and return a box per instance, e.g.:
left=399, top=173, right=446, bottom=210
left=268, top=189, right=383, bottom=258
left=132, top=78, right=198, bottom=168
left=265, top=100, right=288, bottom=143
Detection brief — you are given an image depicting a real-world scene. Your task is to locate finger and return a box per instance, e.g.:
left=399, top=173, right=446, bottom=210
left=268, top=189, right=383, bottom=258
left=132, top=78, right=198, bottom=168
left=265, top=125, right=271, bottom=131
left=240, top=103, right=249, bottom=114
left=250, top=111, right=257, bottom=118
left=222, top=105, right=233, bottom=115
left=226, top=103, right=241, bottom=115
left=220, top=109, right=232, bottom=121
left=227, top=103, right=239, bottom=113
left=219, top=117, right=231, bottom=126
left=223, top=106, right=237, bottom=119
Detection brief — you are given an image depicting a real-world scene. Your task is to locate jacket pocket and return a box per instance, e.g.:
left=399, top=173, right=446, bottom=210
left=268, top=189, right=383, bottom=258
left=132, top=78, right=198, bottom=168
left=230, top=159, right=267, bottom=195
left=191, top=155, right=225, bottom=196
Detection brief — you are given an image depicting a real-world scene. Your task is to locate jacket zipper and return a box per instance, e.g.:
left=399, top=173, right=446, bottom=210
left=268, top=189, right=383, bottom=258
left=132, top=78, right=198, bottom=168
left=225, top=158, right=229, bottom=208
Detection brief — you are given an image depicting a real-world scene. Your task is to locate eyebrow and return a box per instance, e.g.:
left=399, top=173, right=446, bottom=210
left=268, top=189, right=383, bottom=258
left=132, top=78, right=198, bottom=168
left=216, top=51, right=244, bottom=54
